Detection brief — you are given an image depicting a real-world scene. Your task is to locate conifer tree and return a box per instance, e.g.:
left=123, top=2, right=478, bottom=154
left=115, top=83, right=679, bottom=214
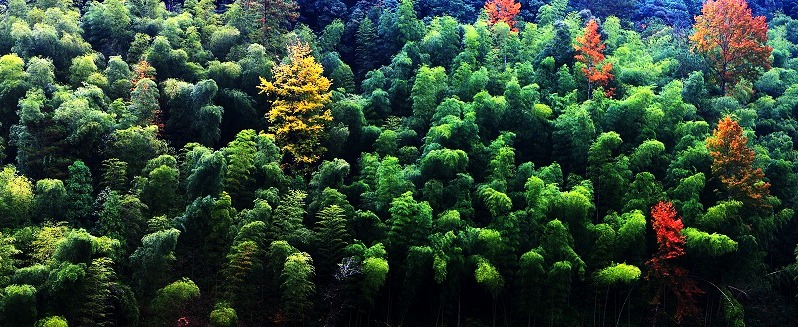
left=355, top=17, right=378, bottom=79
left=256, top=0, right=299, bottom=51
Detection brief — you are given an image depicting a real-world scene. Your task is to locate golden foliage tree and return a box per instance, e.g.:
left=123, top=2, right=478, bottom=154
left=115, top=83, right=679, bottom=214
left=690, top=0, right=772, bottom=94
left=574, top=19, right=613, bottom=97
left=257, top=42, right=332, bottom=168
left=706, top=116, right=771, bottom=209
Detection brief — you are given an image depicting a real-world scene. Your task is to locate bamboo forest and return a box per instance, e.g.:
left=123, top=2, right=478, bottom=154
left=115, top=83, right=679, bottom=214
left=3, top=0, right=798, bottom=325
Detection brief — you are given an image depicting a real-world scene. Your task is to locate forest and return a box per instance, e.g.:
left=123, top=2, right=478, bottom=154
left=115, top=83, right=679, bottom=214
left=1, top=0, right=798, bottom=325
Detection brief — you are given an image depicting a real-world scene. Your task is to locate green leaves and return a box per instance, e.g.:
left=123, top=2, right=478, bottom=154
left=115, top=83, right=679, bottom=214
left=542, top=219, right=586, bottom=279
left=82, top=0, right=132, bottom=57
left=141, top=156, right=180, bottom=216
left=65, top=161, right=93, bottom=226
left=0, top=54, right=27, bottom=106
left=280, top=252, right=315, bottom=321
left=683, top=228, right=738, bottom=256
left=421, top=148, right=469, bottom=181
left=474, top=256, right=504, bottom=295
left=210, top=302, right=238, bottom=327
left=388, top=191, right=433, bottom=254
left=375, top=156, right=413, bottom=213
left=479, top=186, right=512, bottom=218
left=594, top=263, right=641, bottom=286
left=412, top=65, right=448, bottom=129
left=150, top=278, right=201, bottom=325
left=35, top=316, right=68, bottom=327
left=0, top=166, right=34, bottom=228
left=1, top=284, right=37, bottom=326
left=129, top=228, right=180, bottom=296
left=697, top=201, right=742, bottom=230
left=271, top=190, right=311, bottom=247
left=313, top=205, right=350, bottom=273
left=184, top=145, right=227, bottom=200
left=361, top=256, right=389, bottom=304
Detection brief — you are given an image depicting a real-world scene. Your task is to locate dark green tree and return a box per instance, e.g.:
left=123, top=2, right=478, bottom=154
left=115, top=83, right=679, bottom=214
left=313, top=205, right=350, bottom=277
left=129, top=228, right=180, bottom=297
left=149, top=278, right=200, bottom=326
left=1, top=284, right=37, bottom=326
left=65, top=161, right=94, bottom=227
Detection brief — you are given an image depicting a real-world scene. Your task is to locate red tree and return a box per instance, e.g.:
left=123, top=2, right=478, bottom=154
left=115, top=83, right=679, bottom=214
left=484, top=0, right=521, bottom=32
left=706, top=116, right=771, bottom=209
left=645, top=201, right=702, bottom=324
left=690, top=0, right=772, bottom=94
left=574, top=19, right=614, bottom=97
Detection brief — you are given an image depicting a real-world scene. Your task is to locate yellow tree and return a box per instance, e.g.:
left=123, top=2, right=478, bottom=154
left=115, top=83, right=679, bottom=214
left=257, top=42, right=333, bottom=168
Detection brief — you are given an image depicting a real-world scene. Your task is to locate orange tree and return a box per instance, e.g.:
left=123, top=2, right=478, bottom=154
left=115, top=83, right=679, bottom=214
left=257, top=41, right=333, bottom=169
left=706, top=115, right=771, bottom=209
left=484, top=0, right=521, bottom=32
left=689, top=0, right=771, bottom=94
left=574, top=19, right=613, bottom=98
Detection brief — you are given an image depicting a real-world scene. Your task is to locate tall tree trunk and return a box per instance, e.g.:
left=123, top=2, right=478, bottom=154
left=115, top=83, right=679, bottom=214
left=493, top=295, right=497, bottom=327
left=602, top=285, right=609, bottom=327
left=457, top=291, right=462, bottom=327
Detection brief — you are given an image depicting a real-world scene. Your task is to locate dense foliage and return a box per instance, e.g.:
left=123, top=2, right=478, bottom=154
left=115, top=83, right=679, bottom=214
left=1, top=0, right=798, bottom=326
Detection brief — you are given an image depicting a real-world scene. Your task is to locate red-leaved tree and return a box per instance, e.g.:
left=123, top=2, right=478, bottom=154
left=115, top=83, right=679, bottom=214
left=690, top=0, right=772, bottom=94
left=484, top=0, right=521, bottom=32
left=574, top=19, right=614, bottom=98
left=645, top=201, right=702, bottom=324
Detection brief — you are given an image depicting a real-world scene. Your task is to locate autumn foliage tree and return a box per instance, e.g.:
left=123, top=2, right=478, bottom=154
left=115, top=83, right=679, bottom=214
left=574, top=19, right=614, bottom=97
left=690, top=0, right=772, bottom=94
left=645, top=201, right=702, bottom=324
left=131, top=60, right=154, bottom=88
left=484, top=0, right=521, bottom=32
left=258, top=41, right=333, bottom=169
left=706, top=116, right=771, bottom=209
